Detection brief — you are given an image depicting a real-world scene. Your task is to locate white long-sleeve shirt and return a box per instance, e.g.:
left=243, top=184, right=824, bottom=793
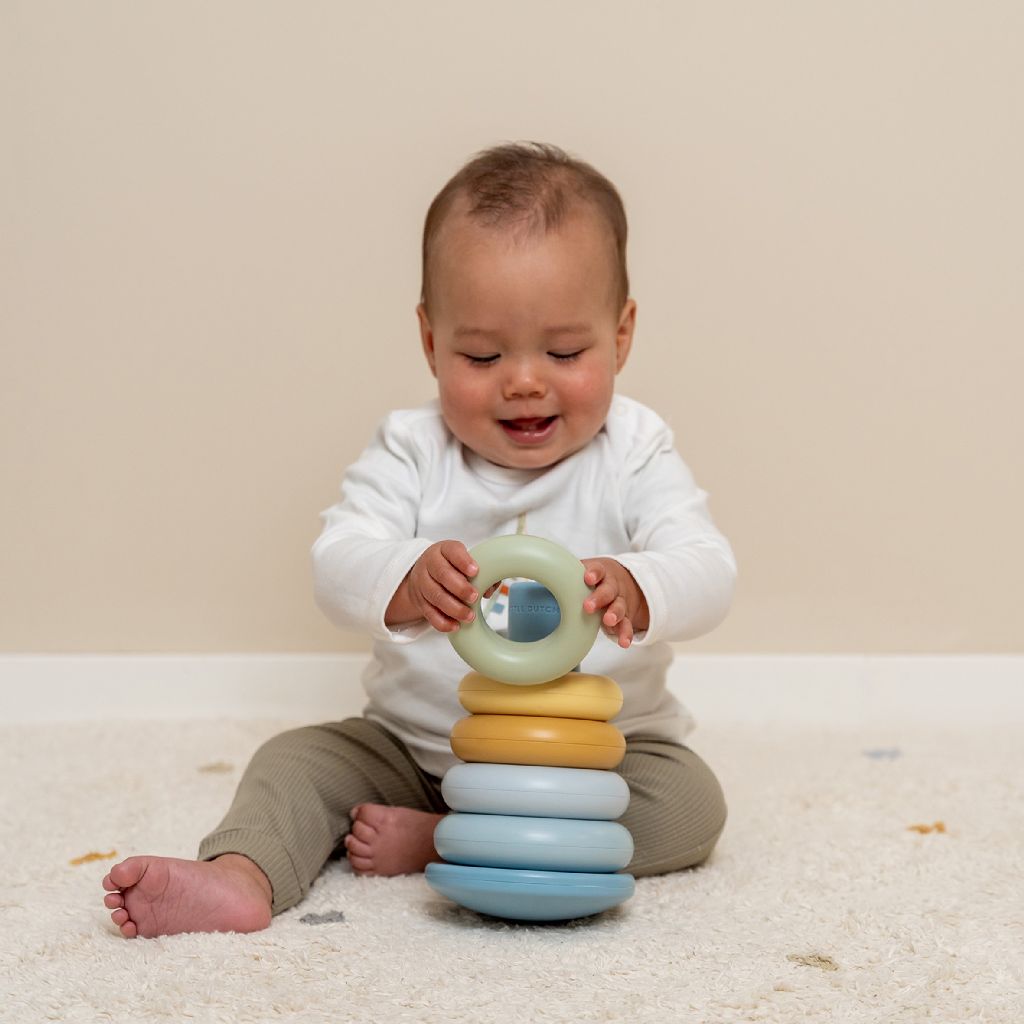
left=312, top=394, right=736, bottom=777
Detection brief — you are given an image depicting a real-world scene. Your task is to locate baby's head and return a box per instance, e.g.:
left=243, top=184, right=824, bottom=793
left=417, top=142, right=636, bottom=470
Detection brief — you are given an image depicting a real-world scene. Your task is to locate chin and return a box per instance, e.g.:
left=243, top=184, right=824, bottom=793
left=500, top=443, right=578, bottom=470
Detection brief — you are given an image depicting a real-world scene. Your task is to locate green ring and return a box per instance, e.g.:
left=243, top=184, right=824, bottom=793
left=449, top=534, right=601, bottom=685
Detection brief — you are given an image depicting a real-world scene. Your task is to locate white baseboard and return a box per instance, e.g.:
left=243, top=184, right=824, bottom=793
left=1, top=654, right=1021, bottom=728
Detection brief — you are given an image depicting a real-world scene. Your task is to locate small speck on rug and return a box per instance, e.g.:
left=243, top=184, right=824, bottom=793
left=908, top=820, right=947, bottom=834
left=69, top=850, right=117, bottom=866
left=197, top=761, right=234, bottom=773
left=863, top=747, right=902, bottom=759
left=787, top=953, right=839, bottom=972
left=300, top=910, right=346, bottom=925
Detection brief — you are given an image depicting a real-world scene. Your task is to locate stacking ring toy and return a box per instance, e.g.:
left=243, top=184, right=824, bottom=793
left=458, top=672, right=624, bottom=720
left=433, top=534, right=635, bottom=924
left=451, top=715, right=626, bottom=769
left=442, top=763, right=631, bottom=819
left=425, top=863, right=635, bottom=921
left=449, top=534, right=600, bottom=684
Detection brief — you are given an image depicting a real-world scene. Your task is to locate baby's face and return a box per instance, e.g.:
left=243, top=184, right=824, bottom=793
left=418, top=205, right=635, bottom=470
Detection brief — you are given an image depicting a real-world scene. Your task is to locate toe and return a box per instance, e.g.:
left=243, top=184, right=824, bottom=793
left=120, top=920, right=138, bottom=939
left=344, top=834, right=373, bottom=859
left=350, top=819, right=377, bottom=843
left=351, top=803, right=391, bottom=829
left=109, top=856, right=148, bottom=889
left=111, top=908, right=129, bottom=926
left=348, top=854, right=375, bottom=875
left=104, top=892, right=124, bottom=910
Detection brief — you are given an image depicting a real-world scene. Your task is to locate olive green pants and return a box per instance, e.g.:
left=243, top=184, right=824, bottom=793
left=198, top=717, right=727, bottom=914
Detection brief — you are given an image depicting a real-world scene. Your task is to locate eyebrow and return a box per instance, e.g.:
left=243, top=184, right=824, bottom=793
left=453, top=323, right=593, bottom=339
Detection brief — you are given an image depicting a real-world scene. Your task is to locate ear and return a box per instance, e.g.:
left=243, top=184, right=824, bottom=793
left=416, top=303, right=438, bottom=377
left=614, top=298, right=637, bottom=373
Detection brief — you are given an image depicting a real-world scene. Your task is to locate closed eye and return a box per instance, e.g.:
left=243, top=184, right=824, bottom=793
left=550, top=350, right=583, bottom=362
left=464, top=353, right=500, bottom=365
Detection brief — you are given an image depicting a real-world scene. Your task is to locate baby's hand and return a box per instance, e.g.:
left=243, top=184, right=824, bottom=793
left=581, top=558, right=650, bottom=648
left=390, top=540, right=480, bottom=633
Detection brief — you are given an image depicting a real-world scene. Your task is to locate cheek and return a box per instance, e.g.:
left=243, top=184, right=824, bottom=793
left=439, top=371, right=490, bottom=416
left=561, top=365, right=614, bottom=410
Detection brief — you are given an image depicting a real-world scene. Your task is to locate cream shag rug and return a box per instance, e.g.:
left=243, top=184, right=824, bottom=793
left=2, top=717, right=1023, bottom=1024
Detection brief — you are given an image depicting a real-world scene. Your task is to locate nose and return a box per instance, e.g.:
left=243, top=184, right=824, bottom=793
left=502, top=356, right=547, bottom=400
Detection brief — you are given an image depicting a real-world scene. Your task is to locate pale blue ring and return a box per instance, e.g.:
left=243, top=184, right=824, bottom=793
left=425, top=862, right=635, bottom=921
left=441, top=763, right=630, bottom=820
left=434, top=812, right=634, bottom=872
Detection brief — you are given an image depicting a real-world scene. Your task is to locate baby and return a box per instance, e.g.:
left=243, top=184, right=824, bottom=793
left=102, top=141, right=736, bottom=938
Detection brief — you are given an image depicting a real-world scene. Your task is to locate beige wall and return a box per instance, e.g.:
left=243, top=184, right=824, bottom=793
left=2, top=1, right=1021, bottom=654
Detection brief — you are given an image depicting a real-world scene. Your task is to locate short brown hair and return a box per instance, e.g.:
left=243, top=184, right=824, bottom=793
left=420, top=141, right=629, bottom=314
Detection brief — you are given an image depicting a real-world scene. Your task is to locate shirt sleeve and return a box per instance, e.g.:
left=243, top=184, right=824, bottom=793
left=311, top=413, right=434, bottom=643
left=609, top=417, right=737, bottom=646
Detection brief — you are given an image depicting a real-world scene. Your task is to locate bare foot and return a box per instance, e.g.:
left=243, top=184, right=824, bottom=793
left=101, top=853, right=273, bottom=939
left=344, top=804, right=445, bottom=876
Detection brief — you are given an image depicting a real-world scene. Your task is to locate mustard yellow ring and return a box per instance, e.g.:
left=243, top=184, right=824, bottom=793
left=457, top=672, right=623, bottom=721
left=451, top=715, right=626, bottom=770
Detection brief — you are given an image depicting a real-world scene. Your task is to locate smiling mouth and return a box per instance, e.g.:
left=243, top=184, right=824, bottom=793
left=499, top=416, right=558, bottom=444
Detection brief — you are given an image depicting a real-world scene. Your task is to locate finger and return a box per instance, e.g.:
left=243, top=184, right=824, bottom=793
left=581, top=561, right=607, bottom=589
left=616, top=617, right=634, bottom=648
left=584, top=580, right=619, bottom=615
left=602, top=596, right=628, bottom=629
left=417, top=563, right=477, bottom=620
left=423, top=578, right=477, bottom=623
left=439, top=540, right=479, bottom=579
left=430, top=560, right=479, bottom=607
left=424, top=604, right=462, bottom=633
